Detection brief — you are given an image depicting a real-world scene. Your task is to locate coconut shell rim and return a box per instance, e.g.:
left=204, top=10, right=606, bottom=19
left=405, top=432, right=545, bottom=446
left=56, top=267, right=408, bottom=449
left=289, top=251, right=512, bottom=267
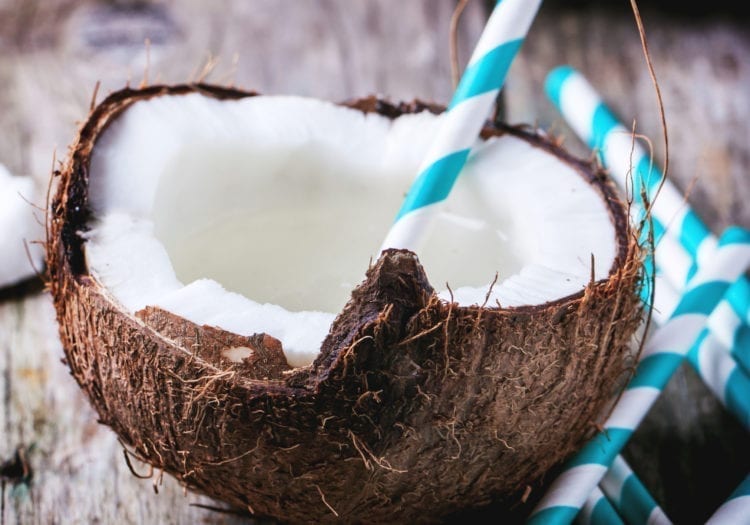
left=52, top=83, right=631, bottom=298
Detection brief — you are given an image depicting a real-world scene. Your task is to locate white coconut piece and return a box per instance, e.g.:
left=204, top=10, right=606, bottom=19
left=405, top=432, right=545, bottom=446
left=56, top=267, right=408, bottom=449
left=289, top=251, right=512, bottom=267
left=84, top=94, right=618, bottom=367
left=0, top=164, right=44, bottom=289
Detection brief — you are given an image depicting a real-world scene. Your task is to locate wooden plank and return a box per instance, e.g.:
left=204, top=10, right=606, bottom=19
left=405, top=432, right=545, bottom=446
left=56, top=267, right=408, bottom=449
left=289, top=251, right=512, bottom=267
left=0, top=1, right=487, bottom=523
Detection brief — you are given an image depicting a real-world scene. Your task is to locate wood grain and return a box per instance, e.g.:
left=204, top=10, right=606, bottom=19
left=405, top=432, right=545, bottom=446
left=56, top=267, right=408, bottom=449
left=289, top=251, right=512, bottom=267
left=1, top=1, right=748, bottom=524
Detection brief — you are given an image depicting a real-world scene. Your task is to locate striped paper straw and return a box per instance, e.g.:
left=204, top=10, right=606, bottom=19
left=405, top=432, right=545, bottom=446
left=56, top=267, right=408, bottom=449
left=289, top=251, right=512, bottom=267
left=647, top=257, right=750, bottom=430
left=706, top=474, right=750, bottom=525
left=545, top=66, right=732, bottom=291
left=599, top=455, right=671, bottom=525
left=528, top=226, right=750, bottom=525
left=380, top=0, right=542, bottom=252
left=577, top=486, right=625, bottom=525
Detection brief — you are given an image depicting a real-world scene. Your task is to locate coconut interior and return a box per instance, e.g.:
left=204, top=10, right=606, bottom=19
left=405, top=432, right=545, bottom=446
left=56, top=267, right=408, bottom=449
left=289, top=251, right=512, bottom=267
left=84, top=94, right=617, bottom=367
left=0, top=164, right=44, bottom=288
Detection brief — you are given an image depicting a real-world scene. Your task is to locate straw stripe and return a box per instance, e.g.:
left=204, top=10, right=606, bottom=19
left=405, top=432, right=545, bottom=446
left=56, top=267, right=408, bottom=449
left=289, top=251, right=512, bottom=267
left=381, top=0, right=542, bottom=252
left=704, top=285, right=750, bottom=377
left=697, top=340, right=750, bottom=428
left=603, top=390, right=661, bottom=430
left=625, top=354, right=683, bottom=390
left=537, top=464, right=609, bottom=514
left=652, top=232, right=694, bottom=290
left=706, top=298, right=743, bottom=351
left=621, top=481, right=671, bottom=525
left=671, top=282, right=728, bottom=315
left=566, top=429, right=633, bottom=468
left=681, top=210, right=713, bottom=260
left=533, top=506, right=581, bottom=525
left=645, top=254, right=750, bottom=429
left=420, top=92, right=498, bottom=168
left=706, top=475, right=750, bottom=525
left=707, top=278, right=750, bottom=364
left=578, top=487, right=625, bottom=525
left=689, top=322, right=750, bottom=429
left=393, top=150, right=470, bottom=221
left=600, top=456, right=671, bottom=525
left=726, top=275, right=750, bottom=324
left=449, top=39, right=523, bottom=108
left=735, top=325, right=750, bottom=376
left=650, top=274, right=680, bottom=325
left=641, top=315, right=707, bottom=355
left=467, top=0, right=538, bottom=66
left=720, top=225, right=750, bottom=246
left=528, top=227, right=750, bottom=525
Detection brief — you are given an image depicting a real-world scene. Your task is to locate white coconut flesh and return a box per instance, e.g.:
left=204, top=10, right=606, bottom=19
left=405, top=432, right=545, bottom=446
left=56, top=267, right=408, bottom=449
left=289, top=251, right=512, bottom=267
left=83, top=94, right=618, bottom=367
left=0, top=164, right=44, bottom=289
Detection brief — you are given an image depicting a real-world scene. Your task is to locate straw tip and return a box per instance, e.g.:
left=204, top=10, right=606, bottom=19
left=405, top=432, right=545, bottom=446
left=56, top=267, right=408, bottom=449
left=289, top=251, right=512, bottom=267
left=544, top=65, right=578, bottom=107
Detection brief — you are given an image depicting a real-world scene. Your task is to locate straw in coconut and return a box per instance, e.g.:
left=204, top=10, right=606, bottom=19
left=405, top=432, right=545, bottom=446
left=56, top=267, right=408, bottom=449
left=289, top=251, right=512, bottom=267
left=380, top=0, right=542, bottom=252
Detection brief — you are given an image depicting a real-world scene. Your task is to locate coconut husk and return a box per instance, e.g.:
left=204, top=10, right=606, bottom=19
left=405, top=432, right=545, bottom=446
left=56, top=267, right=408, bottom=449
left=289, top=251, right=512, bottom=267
left=48, top=85, right=643, bottom=523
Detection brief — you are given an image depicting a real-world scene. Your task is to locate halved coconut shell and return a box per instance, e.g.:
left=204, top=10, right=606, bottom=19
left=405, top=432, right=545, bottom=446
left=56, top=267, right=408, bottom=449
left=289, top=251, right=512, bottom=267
left=48, top=84, right=643, bottom=523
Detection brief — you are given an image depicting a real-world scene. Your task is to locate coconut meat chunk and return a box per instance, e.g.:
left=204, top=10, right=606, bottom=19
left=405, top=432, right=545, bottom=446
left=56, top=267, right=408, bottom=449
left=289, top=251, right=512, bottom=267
left=84, top=94, right=618, bottom=367
left=0, top=164, right=44, bottom=289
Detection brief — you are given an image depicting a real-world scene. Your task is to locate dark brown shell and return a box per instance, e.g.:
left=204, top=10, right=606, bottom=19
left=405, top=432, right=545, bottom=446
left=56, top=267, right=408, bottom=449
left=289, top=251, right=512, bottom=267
left=48, top=85, right=643, bottom=523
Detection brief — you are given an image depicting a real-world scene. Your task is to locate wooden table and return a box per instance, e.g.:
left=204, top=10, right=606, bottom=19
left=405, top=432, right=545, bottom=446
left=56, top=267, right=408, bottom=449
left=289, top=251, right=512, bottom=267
left=1, top=1, right=748, bottom=523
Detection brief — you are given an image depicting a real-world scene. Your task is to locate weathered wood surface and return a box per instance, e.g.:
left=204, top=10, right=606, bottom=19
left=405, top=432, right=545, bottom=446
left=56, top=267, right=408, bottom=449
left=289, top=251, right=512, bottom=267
left=0, top=1, right=748, bottom=523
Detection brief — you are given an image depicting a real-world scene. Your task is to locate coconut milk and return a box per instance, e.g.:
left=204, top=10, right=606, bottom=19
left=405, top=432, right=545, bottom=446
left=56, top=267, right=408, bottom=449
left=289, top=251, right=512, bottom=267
left=152, top=145, right=527, bottom=313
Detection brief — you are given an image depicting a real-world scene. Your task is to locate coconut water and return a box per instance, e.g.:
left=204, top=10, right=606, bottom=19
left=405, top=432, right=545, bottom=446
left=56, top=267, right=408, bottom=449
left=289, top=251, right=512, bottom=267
left=152, top=144, right=527, bottom=313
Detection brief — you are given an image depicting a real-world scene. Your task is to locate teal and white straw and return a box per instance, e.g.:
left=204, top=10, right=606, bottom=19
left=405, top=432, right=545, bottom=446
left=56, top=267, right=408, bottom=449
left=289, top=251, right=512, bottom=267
left=599, top=455, right=671, bottom=525
left=706, top=474, right=750, bottom=525
left=380, top=0, right=542, bottom=252
left=528, top=226, right=750, bottom=525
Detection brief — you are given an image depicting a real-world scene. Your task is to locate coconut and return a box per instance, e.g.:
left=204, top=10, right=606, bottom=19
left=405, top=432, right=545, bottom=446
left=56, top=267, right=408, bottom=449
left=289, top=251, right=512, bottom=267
left=48, top=84, right=643, bottom=523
